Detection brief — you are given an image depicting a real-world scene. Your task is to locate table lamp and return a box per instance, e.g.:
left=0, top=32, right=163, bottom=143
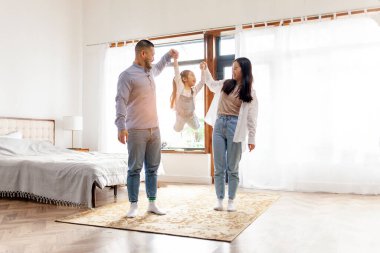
left=63, top=116, right=83, bottom=148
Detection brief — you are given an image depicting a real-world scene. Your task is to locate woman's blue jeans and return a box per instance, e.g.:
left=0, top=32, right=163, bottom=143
left=213, top=115, right=242, bottom=200
left=127, top=127, right=161, bottom=203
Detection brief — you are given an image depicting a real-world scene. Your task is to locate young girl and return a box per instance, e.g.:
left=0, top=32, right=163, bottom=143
left=170, top=58, right=205, bottom=132
left=201, top=58, right=258, bottom=212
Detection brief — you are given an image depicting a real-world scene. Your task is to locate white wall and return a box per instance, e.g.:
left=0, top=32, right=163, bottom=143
left=83, top=0, right=380, bottom=45
left=0, top=0, right=83, bottom=147
left=160, top=154, right=212, bottom=184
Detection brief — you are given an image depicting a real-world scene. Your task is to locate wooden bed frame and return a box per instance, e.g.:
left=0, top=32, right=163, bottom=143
left=0, top=116, right=120, bottom=208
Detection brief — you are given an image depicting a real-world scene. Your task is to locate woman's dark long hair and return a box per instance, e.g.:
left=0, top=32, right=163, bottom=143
left=221, top=57, right=253, bottom=103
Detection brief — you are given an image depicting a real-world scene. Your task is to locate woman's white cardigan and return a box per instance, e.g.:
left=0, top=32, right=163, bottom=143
left=204, top=69, right=258, bottom=149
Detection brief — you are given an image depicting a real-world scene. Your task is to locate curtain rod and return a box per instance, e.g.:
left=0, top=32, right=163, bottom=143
left=85, top=7, right=380, bottom=48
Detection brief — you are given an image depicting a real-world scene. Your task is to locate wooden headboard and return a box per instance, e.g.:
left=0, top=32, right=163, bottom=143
left=0, top=117, right=55, bottom=144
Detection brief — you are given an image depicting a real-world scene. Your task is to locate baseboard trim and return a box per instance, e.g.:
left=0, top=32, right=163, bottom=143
left=158, top=175, right=212, bottom=185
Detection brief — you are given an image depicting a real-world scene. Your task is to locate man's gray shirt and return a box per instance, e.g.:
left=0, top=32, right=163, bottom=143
left=115, top=53, right=171, bottom=131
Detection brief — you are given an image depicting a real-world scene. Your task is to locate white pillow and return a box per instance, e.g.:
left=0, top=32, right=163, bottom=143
left=0, top=138, right=59, bottom=156
left=0, top=131, right=23, bottom=139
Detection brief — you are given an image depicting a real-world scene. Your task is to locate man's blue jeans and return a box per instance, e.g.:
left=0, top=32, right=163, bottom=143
left=127, top=127, right=161, bottom=203
left=213, top=115, right=242, bottom=200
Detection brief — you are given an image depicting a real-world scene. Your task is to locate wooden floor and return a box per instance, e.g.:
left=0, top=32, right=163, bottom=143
left=0, top=184, right=244, bottom=253
left=2, top=184, right=380, bottom=253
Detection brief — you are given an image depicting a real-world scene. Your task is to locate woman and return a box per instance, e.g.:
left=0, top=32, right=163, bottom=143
left=201, top=58, right=258, bottom=212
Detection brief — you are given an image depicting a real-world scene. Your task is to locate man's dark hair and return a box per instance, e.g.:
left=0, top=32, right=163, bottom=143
left=135, top=39, right=154, bottom=54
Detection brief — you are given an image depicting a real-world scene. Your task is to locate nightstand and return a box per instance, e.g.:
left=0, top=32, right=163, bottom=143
left=68, top=148, right=90, bottom=152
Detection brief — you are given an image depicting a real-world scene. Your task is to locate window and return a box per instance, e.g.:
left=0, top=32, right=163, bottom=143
left=219, top=36, right=235, bottom=56
left=154, top=39, right=205, bottom=151
left=223, top=66, right=232, bottom=79
left=105, top=34, right=235, bottom=153
left=216, top=36, right=235, bottom=80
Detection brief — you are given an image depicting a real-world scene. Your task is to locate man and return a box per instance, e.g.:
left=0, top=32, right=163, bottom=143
left=115, top=39, right=178, bottom=218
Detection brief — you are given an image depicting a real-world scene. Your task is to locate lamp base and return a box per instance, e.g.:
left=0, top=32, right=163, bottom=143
left=71, top=130, right=74, bottom=149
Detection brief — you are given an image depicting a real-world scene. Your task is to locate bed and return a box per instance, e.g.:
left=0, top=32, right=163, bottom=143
left=0, top=117, right=128, bottom=208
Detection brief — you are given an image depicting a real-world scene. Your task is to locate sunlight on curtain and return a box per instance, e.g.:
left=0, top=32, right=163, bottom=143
left=98, top=45, right=135, bottom=153
left=237, top=17, right=380, bottom=194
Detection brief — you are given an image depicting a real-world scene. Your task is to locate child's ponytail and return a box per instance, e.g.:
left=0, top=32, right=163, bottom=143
left=170, top=78, right=177, bottom=109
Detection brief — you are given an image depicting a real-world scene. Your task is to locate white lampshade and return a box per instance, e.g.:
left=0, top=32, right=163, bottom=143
left=63, top=116, right=83, bottom=131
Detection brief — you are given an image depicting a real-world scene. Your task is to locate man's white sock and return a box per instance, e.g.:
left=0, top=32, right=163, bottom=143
left=214, top=199, right=224, bottom=211
left=147, top=201, right=166, bottom=215
left=127, top=202, right=138, bottom=218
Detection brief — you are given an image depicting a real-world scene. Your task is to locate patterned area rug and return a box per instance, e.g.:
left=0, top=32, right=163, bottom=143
left=56, top=185, right=279, bottom=242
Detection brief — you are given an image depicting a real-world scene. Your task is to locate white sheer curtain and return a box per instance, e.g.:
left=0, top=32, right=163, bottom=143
left=98, top=45, right=135, bottom=153
left=237, top=17, right=380, bottom=194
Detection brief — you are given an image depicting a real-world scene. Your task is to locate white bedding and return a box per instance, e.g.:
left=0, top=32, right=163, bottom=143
left=0, top=137, right=129, bottom=208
